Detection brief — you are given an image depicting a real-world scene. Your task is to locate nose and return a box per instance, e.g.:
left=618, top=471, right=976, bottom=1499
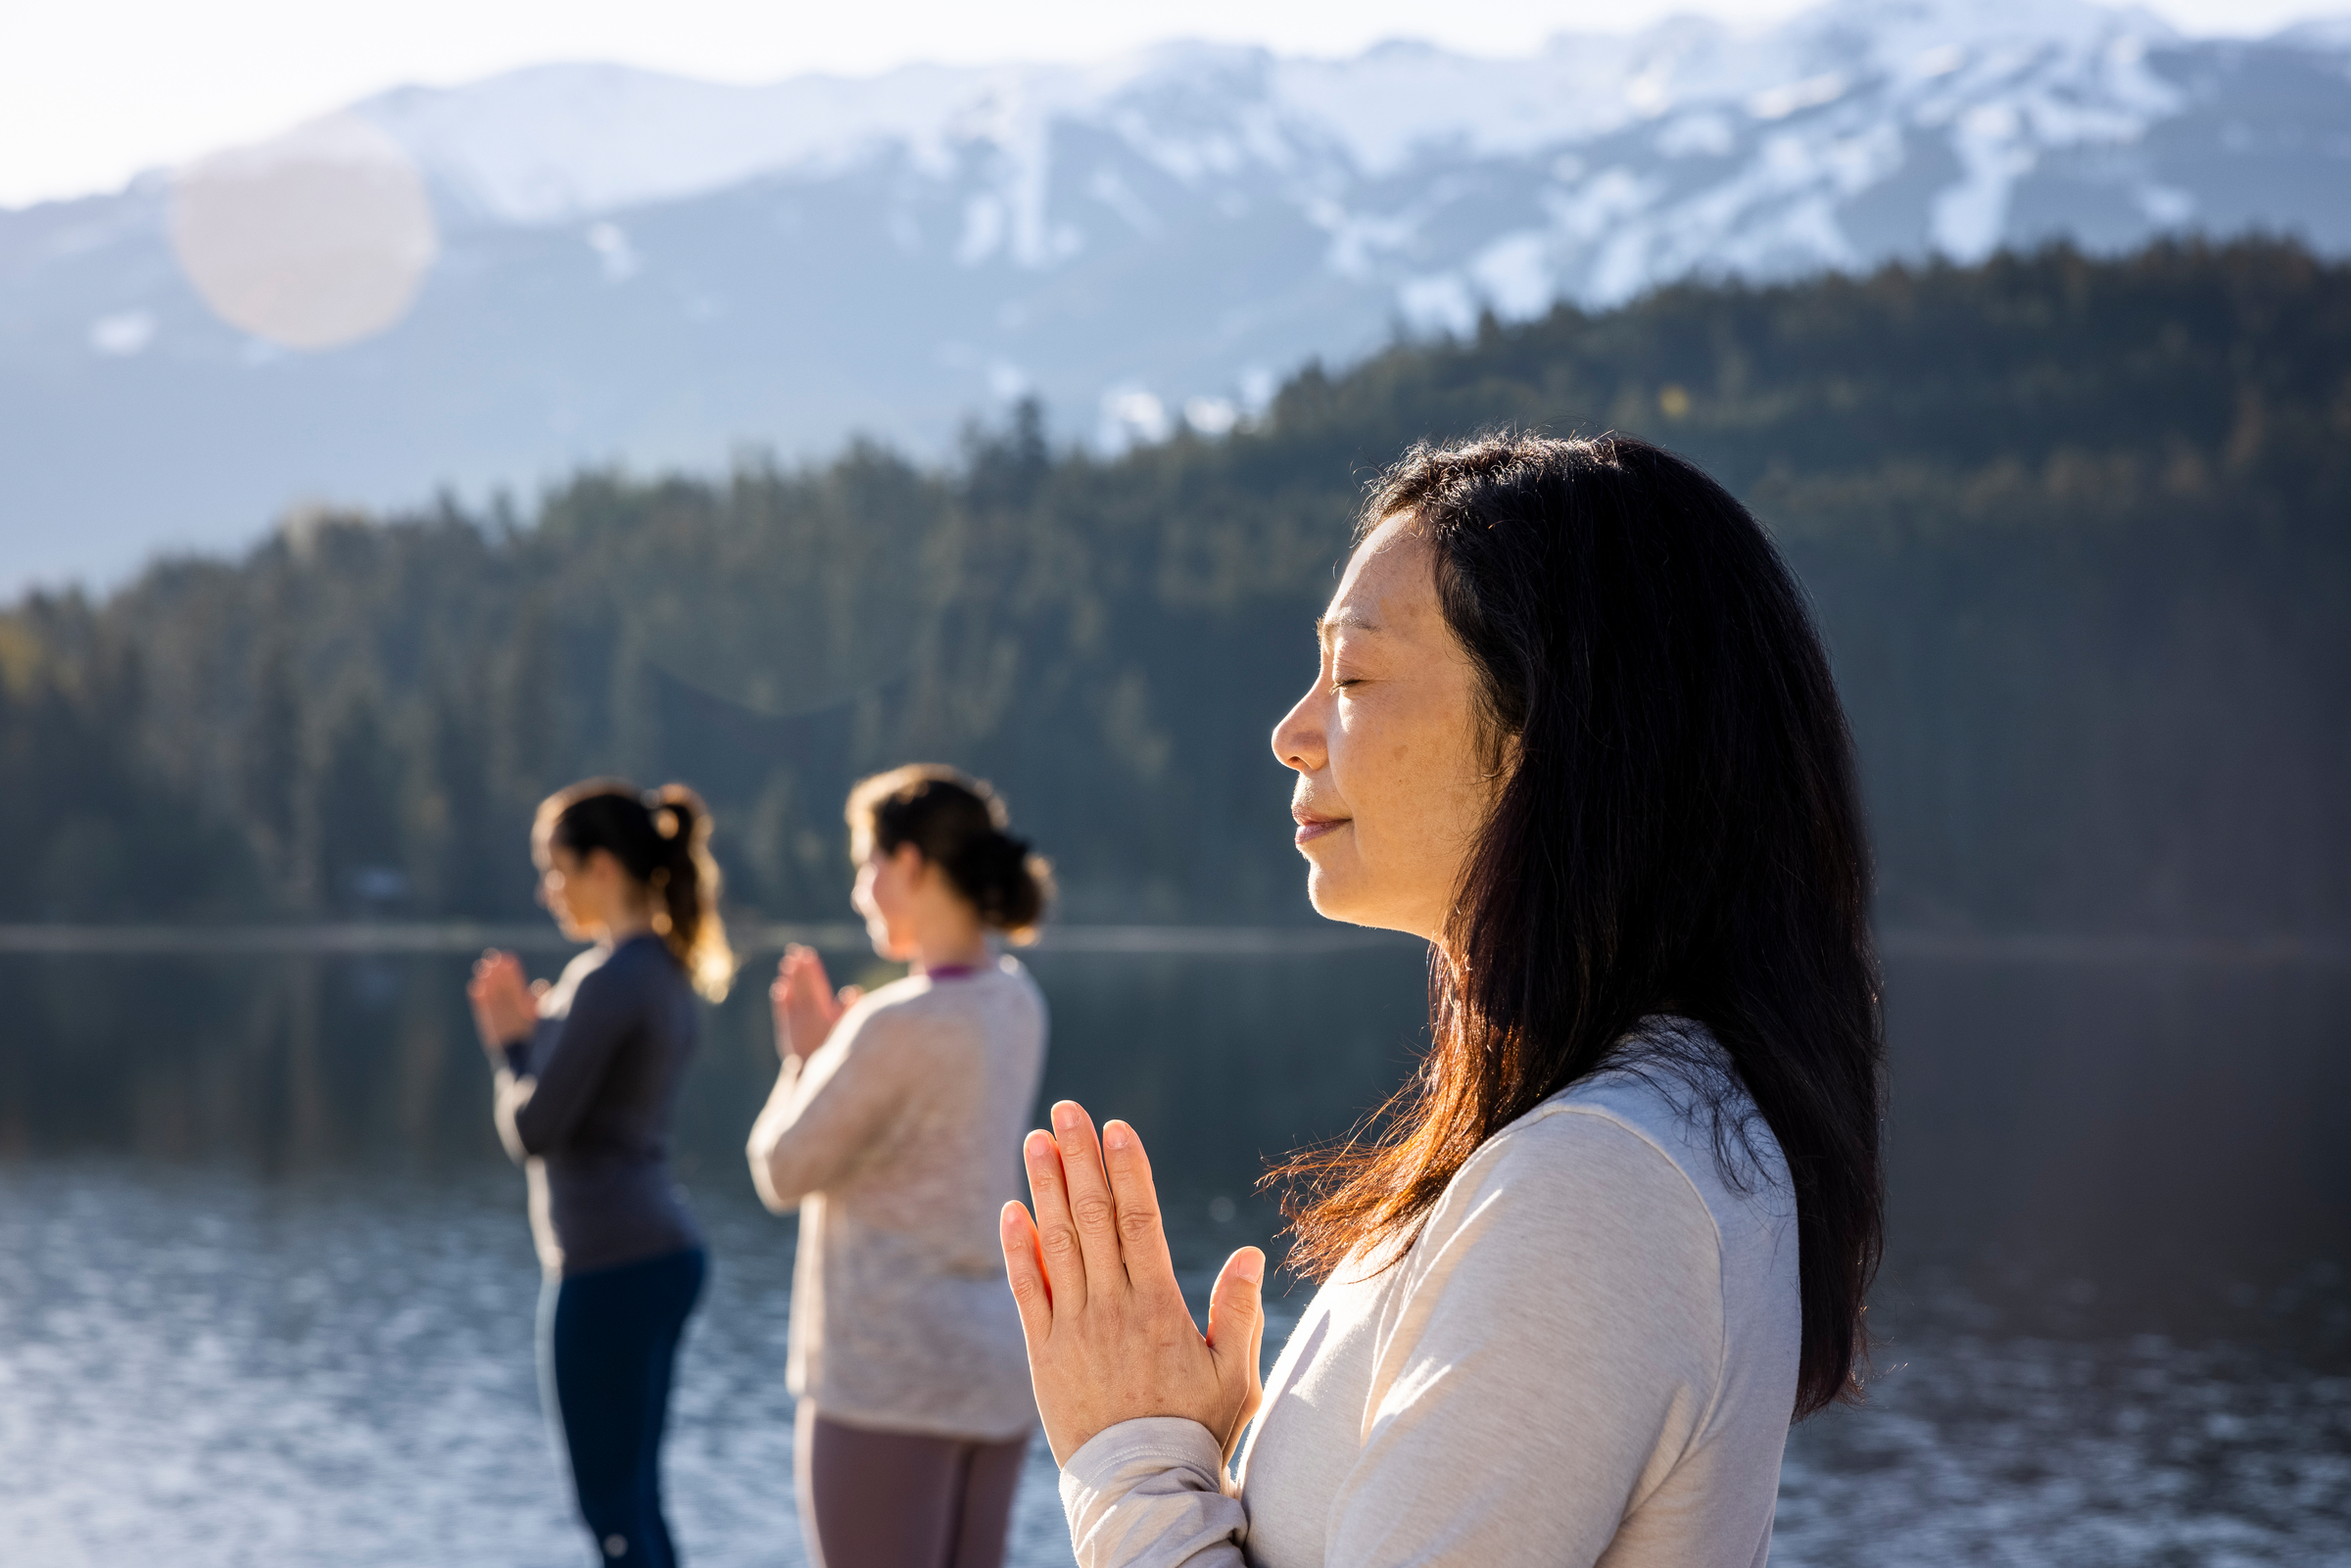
left=1271, top=687, right=1327, bottom=776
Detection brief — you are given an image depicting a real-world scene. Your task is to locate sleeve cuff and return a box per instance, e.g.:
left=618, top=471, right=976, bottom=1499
left=1063, top=1415, right=1225, bottom=1488
left=1058, top=1417, right=1241, bottom=1568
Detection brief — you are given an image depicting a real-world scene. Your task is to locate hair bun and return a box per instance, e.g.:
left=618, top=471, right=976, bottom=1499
left=949, top=831, right=1047, bottom=931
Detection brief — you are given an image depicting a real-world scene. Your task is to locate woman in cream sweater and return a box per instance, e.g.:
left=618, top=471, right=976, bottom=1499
left=1001, top=433, right=1886, bottom=1567
left=747, top=766, right=1052, bottom=1568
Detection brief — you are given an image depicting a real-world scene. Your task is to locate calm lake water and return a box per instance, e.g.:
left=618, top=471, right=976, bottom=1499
left=2, top=941, right=2347, bottom=1565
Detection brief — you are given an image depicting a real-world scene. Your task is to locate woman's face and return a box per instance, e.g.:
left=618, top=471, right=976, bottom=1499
left=1271, top=512, right=1497, bottom=942
left=536, top=844, right=595, bottom=940
left=852, top=840, right=927, bottom=961
left=536, top=842, right=632, bottom=941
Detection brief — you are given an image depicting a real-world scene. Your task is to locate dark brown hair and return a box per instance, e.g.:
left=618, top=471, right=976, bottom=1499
left=535, top=779, right=735, bottom=1001
left=1272, top=431, right=1884, bottom=1418
left=846, top=764, right=1054, bottom=940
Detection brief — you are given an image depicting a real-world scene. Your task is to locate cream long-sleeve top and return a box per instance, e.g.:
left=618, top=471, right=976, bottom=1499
left=1060, top=1020, right=1802, bottom=1568
left=746, top=955, right=1047, bottom=1442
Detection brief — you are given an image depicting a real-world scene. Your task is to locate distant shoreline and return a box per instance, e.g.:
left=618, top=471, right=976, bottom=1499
left=0, top=924, right=2342, bottom=965
left=0, top=922, right=1409, bottom=957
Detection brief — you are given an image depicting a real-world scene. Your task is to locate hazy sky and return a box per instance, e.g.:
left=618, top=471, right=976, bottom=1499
left=2, top=0, right=2335, bottom=209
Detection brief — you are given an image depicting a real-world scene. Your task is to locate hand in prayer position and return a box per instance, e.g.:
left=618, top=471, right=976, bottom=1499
left=771, top=943, right=864, bottom=1061
left=467, top=949, right=545, bottom=1053
left=1000, top=1101, right=1267, bottom=1466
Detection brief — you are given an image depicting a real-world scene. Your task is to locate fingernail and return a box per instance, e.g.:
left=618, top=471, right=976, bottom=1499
left=1237, top=1249, right=1265, bottom=1284
left=1104, top=1121, right=1132, bottom=1151
left=1052, top=1103, right=1079, bottom=1132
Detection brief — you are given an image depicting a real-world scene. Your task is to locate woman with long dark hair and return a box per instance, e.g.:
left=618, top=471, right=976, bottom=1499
left=467, top=779, right=735, bottom=1568
left=747, top=765, right=1053, bottom=1568
left=1001, top=433, right=1884, bottom=1565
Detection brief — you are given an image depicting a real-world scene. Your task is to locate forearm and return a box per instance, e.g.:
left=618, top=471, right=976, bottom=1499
left=489, top=1024, right=546, bottom=1164
left=1061, top=1419, right=1247, bottom=1568
left=499, top=980, right=638, bottom=1157
left=744, top=1056, right=810, bottom=1212
left=746, top=1020, right=921, bottom=1212
left=490, top=1069, right=534, bottom=1164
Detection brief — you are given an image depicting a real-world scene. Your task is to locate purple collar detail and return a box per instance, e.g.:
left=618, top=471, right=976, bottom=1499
left=924, top=963, right=984, bottom=981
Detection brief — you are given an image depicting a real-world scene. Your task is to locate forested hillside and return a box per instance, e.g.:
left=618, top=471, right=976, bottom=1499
left=6, top=239, right=2345, bottom=935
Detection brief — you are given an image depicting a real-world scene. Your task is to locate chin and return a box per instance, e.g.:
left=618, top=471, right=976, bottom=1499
left=1305, top=866, right=1370, bottom=926
left=1307, top=869, right=1425, bottom=938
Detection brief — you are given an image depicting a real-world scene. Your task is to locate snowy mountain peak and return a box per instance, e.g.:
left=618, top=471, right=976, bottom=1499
left=344, top=0, right=2222, bottom=245
left=7, top=0, right=2349, bottom=589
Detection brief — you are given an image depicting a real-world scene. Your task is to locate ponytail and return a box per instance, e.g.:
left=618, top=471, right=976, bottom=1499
left=536, top=778, right=737, bottom=1001
left=642, top=784, right=734, bottom=1001
left=846, top=764, right=1054, bottom=941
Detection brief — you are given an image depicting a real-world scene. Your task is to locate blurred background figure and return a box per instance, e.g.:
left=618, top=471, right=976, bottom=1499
left=748, top=767, right=1051, bottom=1568
left=468, top=780, right=735, bottom=1568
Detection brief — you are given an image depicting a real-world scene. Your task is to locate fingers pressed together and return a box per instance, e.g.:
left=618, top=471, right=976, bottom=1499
left=999, top=1101, right=1268, bottom=1466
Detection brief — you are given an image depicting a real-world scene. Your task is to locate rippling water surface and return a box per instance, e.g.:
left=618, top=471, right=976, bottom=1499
left=2, top=946, right=2346, bottom=1565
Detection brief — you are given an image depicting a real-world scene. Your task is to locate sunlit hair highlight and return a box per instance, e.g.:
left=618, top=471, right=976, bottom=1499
left=535, top=778, right=736, bottom=1002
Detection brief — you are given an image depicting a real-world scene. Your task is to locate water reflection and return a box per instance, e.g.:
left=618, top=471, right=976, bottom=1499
left=1881, top=955, right=2351, bottom=1328
left=3, top=945, right=2348, bottom=1562
left=0, top=945, right=1434, bottom=1195
left=6, top=944, right=2345, bottom=1309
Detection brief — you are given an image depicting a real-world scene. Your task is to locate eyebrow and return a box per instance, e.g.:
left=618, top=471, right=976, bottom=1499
left=1316, top=609, right=1381, bottom=642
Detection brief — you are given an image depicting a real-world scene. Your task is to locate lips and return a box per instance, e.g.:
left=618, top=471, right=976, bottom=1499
left=1291, top=810, right=1349, bottom=846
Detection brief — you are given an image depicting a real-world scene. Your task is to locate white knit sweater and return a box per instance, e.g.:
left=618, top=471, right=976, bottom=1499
left=747, top=956, right=1048, bottom=1442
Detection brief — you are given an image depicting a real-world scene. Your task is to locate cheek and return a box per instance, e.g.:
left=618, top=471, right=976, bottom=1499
left=1337, top=697, right=1473, bottom=858
left=1330, top=698, right=1419, bottom=820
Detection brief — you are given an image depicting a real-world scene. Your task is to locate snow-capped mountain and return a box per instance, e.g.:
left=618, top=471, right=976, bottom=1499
left=4, top=0, right=2348, bottom=588
left=363, top=0, right=2210, bottom=292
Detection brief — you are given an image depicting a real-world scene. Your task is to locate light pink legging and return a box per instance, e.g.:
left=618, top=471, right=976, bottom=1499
left=794, top=1403, right=1031, bottom=1568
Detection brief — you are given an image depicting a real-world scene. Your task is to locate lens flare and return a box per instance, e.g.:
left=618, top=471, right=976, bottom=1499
left=168, top=114, right=438, bottom=351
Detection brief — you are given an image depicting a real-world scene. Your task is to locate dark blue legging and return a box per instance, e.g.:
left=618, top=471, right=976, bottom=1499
left=539, top=1248, right=706, bottom=1567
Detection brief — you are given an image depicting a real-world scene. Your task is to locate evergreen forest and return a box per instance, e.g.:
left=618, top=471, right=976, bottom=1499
left=5, top=238, right=2345, bottom=938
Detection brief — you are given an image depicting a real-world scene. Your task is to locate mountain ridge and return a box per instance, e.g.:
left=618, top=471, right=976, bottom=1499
left=3, top=0, right=2348, bottom=589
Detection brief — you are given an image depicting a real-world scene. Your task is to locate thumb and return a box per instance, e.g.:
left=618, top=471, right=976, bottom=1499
left=1208, top=1246, right=1268, bottom=1460
left=837, top=984, right=865, bottom=1011
left=1206, top=1246, right=1265, bottom=1364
